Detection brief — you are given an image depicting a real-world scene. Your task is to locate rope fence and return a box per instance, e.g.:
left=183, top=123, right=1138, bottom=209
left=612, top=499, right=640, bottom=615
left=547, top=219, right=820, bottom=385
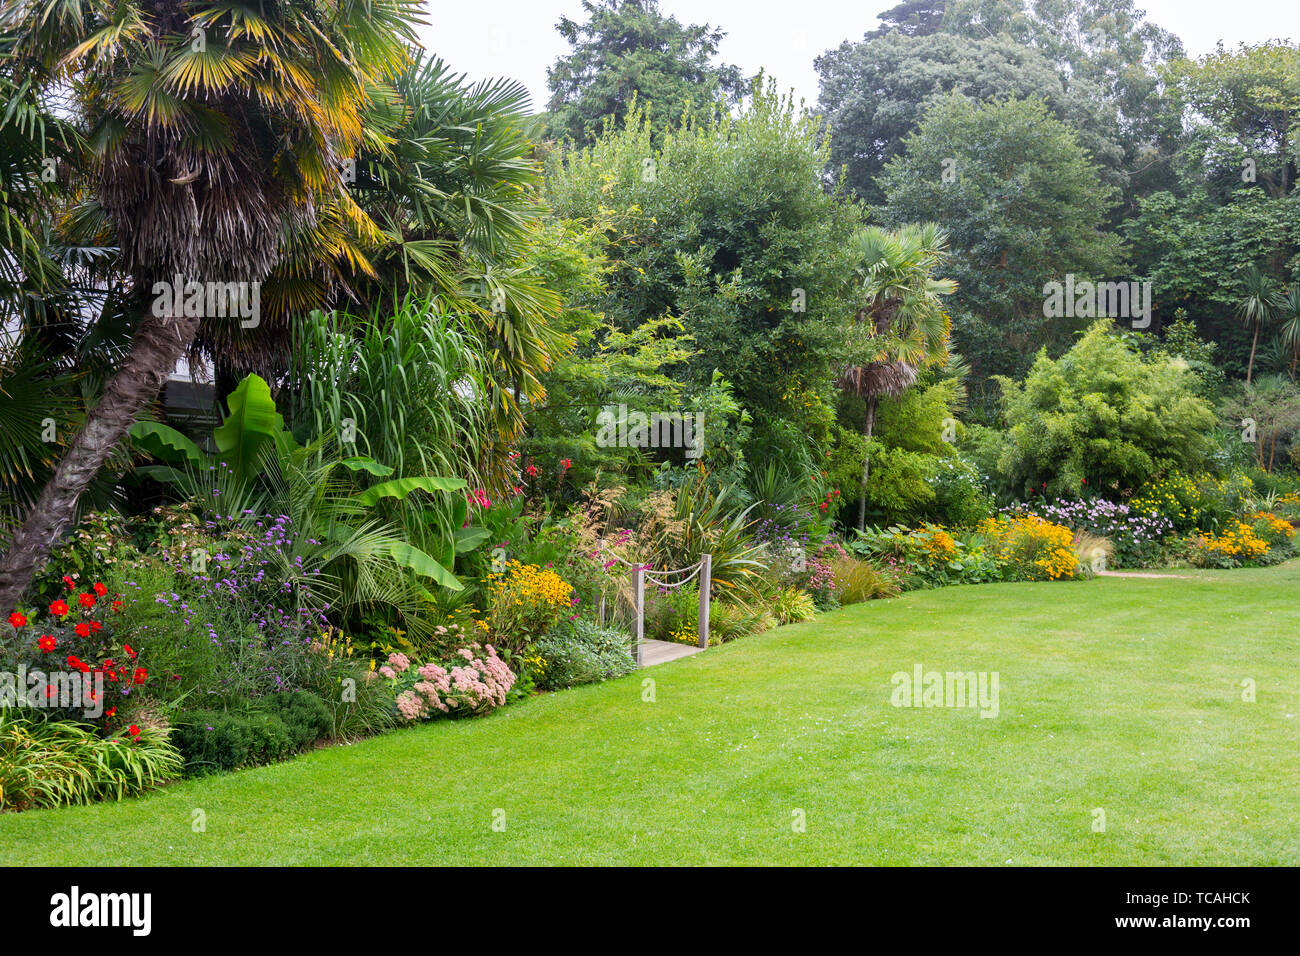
left=597, top=539, right=714, bottom=666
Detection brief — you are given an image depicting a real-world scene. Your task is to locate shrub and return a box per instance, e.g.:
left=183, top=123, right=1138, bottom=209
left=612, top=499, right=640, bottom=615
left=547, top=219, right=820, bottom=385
left=378, top=642, right=516, bottom=722
left=262, top=690, right=332, bottom=749
left=772, top=587, right=817, bottom=624
left=171, top=709, right=299, bottom=776
left=995, top=320, right=1215, bottom=496
left=1130, top=470, right=1255, bottom=534
left=1249, top=511, right=1295, bottom=548
left=1037, top=498, right=1173, bottom=568
left=533, top=619, right=635, bottom=690
left=923, top=456, right=995, bottom=528
left=707, top=598, right=776, bottom=641
left=0, top=711, right=181, bottom=810
left=487, top=561, right=575, bottom=654
left=979, top=515, right=1079, bottom=580
left=1186, top=521, right=1269, bottom=567
left=831, top=556, right=902, bottom=603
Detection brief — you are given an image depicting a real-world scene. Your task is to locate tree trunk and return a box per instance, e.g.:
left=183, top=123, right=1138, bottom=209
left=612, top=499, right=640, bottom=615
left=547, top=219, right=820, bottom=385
left=856, top=396, right=878, bottom=532
left=0, top=308, right=200, bottom=613
left=1247, top=323, right=1259, bottom=385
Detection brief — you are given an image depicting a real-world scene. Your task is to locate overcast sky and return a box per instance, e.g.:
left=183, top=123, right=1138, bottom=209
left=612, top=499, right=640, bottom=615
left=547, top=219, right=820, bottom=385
left=424, top=0, right=1298, bottom=112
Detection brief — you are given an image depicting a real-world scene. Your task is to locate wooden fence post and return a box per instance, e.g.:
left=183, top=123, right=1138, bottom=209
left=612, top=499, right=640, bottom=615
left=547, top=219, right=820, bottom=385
left=633, top=562, right=645, bottom=668
left=697, top=553, right=712, bottom=649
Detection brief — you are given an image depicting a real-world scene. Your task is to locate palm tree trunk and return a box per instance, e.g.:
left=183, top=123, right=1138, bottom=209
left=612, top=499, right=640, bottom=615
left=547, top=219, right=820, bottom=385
left=0, top=307, right=200, bottom=613
left=1247, top=323, right=1259, bottom=385
left=856, top=396, right=878, bottom=531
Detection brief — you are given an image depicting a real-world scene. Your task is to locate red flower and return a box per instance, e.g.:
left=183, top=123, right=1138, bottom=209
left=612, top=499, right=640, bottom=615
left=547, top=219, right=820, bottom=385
left=37, top=635, right=57, bottom=653
left=124, top=643, right=137, bottom=659
left=78, top=592, right=95, bottom=608
left=7, top=611, right=26, bottom=628
left=74, top=622, right=91, bottom=638
left=92, top=582, right=108, bottom=597
left=65, top=654, right=90, bottom=673
left=89, top=620, right=103, bottom=633
left=127, top=725, right=140, bottom=738
left=49, top=599, right=69, bottom=617
left=1081, top=478, right=1088, bottom=485
left=104, top=707, right=116, bottom=719
left=132, top=667, right=147, bottom=685
left=111, top=599, right=124, bottom=612
left=560, top=458, right=572, bottom=471
left=62, top=575, right=75, bottom=590
left=525, top=464, right=539, bottom=477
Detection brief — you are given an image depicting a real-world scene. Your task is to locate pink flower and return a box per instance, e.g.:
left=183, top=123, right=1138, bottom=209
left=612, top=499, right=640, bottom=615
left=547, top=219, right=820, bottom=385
left=378, top=665, right=397, bottom=679
left=387, top=652, right=410, bottom=673
left=395, top=690, right=426, bottom=722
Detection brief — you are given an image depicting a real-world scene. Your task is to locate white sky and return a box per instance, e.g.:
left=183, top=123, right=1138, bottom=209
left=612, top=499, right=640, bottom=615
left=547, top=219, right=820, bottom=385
left=423, top=0, right=1298, bottom=112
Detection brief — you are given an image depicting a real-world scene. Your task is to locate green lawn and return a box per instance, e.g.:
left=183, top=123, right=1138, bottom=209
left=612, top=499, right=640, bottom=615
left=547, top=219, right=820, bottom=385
left=3, top=563, right=1298, bottom=865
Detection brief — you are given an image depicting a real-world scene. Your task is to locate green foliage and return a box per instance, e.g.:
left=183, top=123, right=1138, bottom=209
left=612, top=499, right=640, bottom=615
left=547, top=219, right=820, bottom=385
left=995, top=321, right=1215, bottom=496
left=261, top=690, right=333, bottom=748
left=830, top=555, right=903, bottom=604
left=533, top=618, right=635, bottom=690
left=172, top=708, right=298, bottom=777
left=706, top=597, right=775, bottom=642
left=877, top=95, right=1127, bottom=385
left=290, top=297, right=490, bottom=489
left=544, top=0, right=746, bottom=146
left=0, top=711, right=181, bottom=811
left=642, top=582, right=699, bottom=643
left=1219, top=375, right=1300, bottom=472
left=771, top=587, right=816, bottom=624
left=545, top=83, right=864, bottom=456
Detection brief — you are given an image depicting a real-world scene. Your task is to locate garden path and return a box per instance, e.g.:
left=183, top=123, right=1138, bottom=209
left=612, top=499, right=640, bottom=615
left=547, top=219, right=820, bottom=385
left=640, top=638, right=704, bottom=666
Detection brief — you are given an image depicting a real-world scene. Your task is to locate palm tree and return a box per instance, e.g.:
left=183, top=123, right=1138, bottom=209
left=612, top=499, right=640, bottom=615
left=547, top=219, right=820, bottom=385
left=1236, top=265, right=1283, bottom=385
left=0, top=0, right=422, bottom=613
left=840, top=223, right=956, bottom=530
left=353, top=53, right=570, bottom=483
left=1275, top=285, right=1300, bottom=380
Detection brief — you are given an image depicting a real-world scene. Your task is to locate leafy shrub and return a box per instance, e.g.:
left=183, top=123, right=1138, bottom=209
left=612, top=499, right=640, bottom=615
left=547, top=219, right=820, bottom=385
left=772, top=587, right=816, bottom=624
left=995, top=321, right=1215, bottom=497
left=533, top=619, right=635, bottom=690
left=1037, top=498, right=1173, bottom=568
left=377, top=641, right=516, bottom=722
left=852, top=523, right=1002, bottom=587
left=707, top=598, right=776, bottom=641
left=0, top=711, right=181, bottom=810
left=487, top=560, right=575, bottom=654
left=830, top=557, right=902, bottom=603
left=979, top=515, right=1079, bottom=580
left=262, top=690, right=332, bottom=749
left=923, top=456, right=995, bottom=528
left=171, top=709, right=299, bottom=776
